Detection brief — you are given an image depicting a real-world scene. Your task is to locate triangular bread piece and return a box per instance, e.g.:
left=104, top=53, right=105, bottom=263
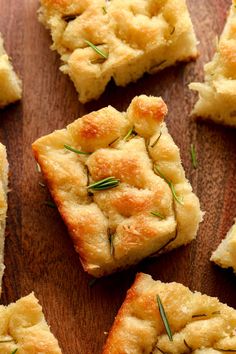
left=0, top=33, right=22, bottom=109
left=211, top=220, right=236, bottom=273
left=0, top=143, right=8, bottom=294
left=32, top=95, right=202, bottom=277
left=0, top=293, right=62, bottom=353
left=39, top=0, right=198, bottom=103
left=190, top=1, right=236, bottom=126
left=103, top=273, right=236, bottom=353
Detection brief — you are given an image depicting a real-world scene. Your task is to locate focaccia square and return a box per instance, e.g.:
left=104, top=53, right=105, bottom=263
left=0, top=143, right=8, bottom=294
left=211, top=220, right=236, bottom=273
left=0, top=293, right=62, bottom=353
left=38, top=0, right=198, bottom=103
left=32, top=95, right=202, bottom=277
left=0, top=33, right=22, bottom=109
left=103, top=273, right=236, bottom=354
left=189, top=0, right=236, bottom=126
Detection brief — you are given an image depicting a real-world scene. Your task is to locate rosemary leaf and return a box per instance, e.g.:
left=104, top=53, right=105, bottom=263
left=123, top=128, right=136, bottom=142
left=156, top=347, right=167, bottom=354
left=89, top=278, right=97, bottom=287
left=184, top=339, right=192, bottom=351
left=44, top=201, right=57, bottom=209
left=87, top=177, right=120, bottom=191
left=156, top=295, right=173, bottom=341
left=39, top=182, right=46, bottom=188
left=102, top=6, right=107, bottom=14
left=109, top=232, right=115, bottom=256
left=63, top=14, right=77, bottom=22
left=35, top=163, right=41, bottom=173
left=150, top=132, right=162, bottom=148
left=150, top=211, right=164, bottom=220
left=84, top=39, right=108, bottom=59
left=11, top=350, right=18, bottom=354
left=154, top=166, right=183, bottom=205
left=192, top=313, right=207, bottom=318
left=190, top=144, right=197, bottom=169
left=64, top=144, right=90, bottom=155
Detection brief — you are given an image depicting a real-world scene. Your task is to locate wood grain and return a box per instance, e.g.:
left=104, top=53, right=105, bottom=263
left=0, top=0, right=235, bottom=353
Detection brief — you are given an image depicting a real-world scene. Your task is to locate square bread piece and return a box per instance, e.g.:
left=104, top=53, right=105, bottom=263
left=103, top=273, right=236, bottom=354
left=32, top=95, right=202, bottom=277
left=211, top=220, right=236, bottom=273
left=189, top=0, right=236, bottom=126
left=38, top=0, right=198, bottom=103
left=0, top=293, right=62, bottom=353
left=0, top=143, right=8, bottom=294
left=0, top=33, right=22, bottom=109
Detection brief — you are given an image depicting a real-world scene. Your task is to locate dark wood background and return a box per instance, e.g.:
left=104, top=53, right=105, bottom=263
left=0, top=0, right=235, bottom=353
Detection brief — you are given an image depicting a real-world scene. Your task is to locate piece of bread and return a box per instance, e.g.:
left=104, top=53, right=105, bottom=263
left=189, top=0, right=236, bottom=126
left=211, top=220, right=236, bottom=273
left=0, top=292, right=62, bottom=353
left=32, top=95, right=202, bottom=277
left=0, top=143, right=8, bottom=294
left=38, top=0, right=198, bottom=103
left=0, top=33, right=22, bottom=109
left=103, top=272, right=236, bottom=353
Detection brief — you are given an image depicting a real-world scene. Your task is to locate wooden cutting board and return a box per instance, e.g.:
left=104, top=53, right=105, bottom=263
left=0, top=0, right=235, bottom=353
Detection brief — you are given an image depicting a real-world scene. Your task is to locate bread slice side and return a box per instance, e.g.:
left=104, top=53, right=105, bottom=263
left=0, top=33, right=22, bottom=109
left=211, top=220, right=236, bottom=273
left=103, top=273, right=236, bottom=353
left=189, top=0, right=236, bottom=126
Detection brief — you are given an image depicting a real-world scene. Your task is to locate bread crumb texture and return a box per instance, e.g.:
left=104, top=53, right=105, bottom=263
left=0, top=293, right=62, bottom=354
left=0, top=143, right=8, bottom=294
left=39, top=0, right=198, bottom=103
left=190, top=0, right=236, bottom=126
left=0, top=33, right=22, bottom=108
left=32, top=95, right=202, bottom=277
left=211, top=220, right=236, bottom=273
left=103, top=273, right=236, bottom=354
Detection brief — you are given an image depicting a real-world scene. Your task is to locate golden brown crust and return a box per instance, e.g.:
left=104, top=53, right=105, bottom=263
left=0, top=33, right=22, bottom=108
left=32, top=95, right=202, bottom=277
left=103, top=273, right=236, bottom=354
left=39, top=0, right=198, bottom=103
left=211, top=220, right=236, bottom=273
left=0, top=293, right=62, bottom=353
left=190, top=0, right=236, bottom=126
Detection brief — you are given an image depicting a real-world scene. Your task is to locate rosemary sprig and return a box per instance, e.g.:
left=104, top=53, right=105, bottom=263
left=184, top=339, right=192, bottom=351
left=192, top=313, right=207, bottom=318
left=150, top=132, right=162, bottom=148
left=87, top=177, right=120, bottom=191
left=89, top=278, right=97, bottom=287
left=64, top=144, right=90, bottom=155
left=109, top=232, right=115, bottom=256
left=123, top=128, right=136, bottom=141
left=150, top=211, right=164, bottom=220
left=190, top=144, right=197, bottom=169
left=156, top=295, right=173, bottom=341
left=44, top=201, right=57, bottom=209
left=154, top=166, right=183, bottom=205
left=84, top=39, right=108, bottom=59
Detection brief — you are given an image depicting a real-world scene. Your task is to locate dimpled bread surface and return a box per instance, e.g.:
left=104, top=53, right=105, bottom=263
left=38, top=0, right=198, bottom=103
left=0, top=293, right=62, bottom=353
left=190, top=0, right=236, bottom=126
left=103, top=273, right=236, bottom=354
left=32, top=95, right=202, bottom=277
